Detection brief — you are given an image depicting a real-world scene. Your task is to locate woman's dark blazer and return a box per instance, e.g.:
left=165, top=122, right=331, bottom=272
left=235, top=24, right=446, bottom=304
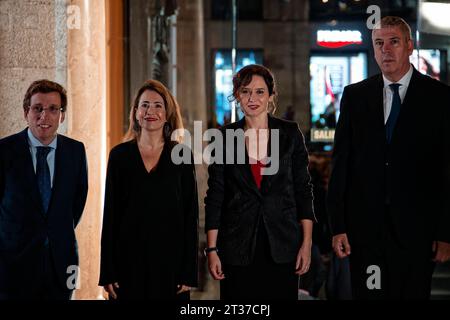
left=205, top=114, right=316, bottom=266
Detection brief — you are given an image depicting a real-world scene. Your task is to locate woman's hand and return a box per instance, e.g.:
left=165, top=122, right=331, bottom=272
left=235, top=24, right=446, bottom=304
left=295, top=242, right=312, bottom=275
left=177, top=284, right=191, bottom=294
left=208, top=251, right=225, bottom=280
left=104, top=282, right=119, bottom=300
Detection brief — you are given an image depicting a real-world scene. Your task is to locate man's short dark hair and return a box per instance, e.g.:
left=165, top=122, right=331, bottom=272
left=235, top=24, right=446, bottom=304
left=23, top=79, right=67, bottom=112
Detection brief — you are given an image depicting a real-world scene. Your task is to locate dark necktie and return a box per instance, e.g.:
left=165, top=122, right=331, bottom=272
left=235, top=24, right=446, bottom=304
left=36, top=146, right=52, bottom=213
left=386, top=83, right=401, bottom=143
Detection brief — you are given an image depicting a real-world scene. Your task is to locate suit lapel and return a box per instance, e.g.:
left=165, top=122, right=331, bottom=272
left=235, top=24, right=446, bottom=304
left=48, top=135, right=66, bottom=219
left=260, top=115, right=288, bottom=194
left=389, top=67, right=421, bottom=144
left=16, top=129, right=45, bottom=214
left=231, top=118, right=262, bottom=198
left=231, top=115, right=290, bottom=197
left=396, top=68, right=420, bottom=124
left=367, top=75, right=386, bottom=143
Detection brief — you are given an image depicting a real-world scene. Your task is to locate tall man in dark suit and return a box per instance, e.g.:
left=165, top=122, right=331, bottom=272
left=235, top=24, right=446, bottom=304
left=0, top=80, right=88, bottom=299
left=327, top=16, right=450, bottom=299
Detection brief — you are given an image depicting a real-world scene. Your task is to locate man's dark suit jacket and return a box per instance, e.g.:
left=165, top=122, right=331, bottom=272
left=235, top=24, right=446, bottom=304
left=0, top=128, right=88, bottom=298
left=327, top=68, right=450, bottom=249
left=205, top=115, right=316, bottom=266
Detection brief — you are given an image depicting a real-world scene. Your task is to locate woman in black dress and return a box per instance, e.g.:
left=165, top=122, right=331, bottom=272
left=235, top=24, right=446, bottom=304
left=99, top=80, right=198, bottom=300
left=205, top=64, right=316, bottom=300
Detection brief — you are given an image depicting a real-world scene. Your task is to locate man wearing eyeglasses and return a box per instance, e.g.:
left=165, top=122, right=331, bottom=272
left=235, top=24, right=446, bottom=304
left=0, top=79, right=88, bottom=300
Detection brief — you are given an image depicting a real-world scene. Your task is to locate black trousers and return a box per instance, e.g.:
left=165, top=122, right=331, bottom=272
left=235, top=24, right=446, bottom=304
left=32, top=245, right=73, bottom=300
left=349, top=207, right=435, bottom=300
left=220, top=221, right=298, bottom=300
left=3, top=245, right=72, bottom=300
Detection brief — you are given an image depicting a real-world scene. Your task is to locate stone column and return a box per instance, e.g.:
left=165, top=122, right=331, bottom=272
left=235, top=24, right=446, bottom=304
left=176, top=0, right=210, bottom=299
left=67, top=0, right=106, bottom=300
left=176, top=0, right=207, bottom=126
left=176, top=0, right=208, bottom=227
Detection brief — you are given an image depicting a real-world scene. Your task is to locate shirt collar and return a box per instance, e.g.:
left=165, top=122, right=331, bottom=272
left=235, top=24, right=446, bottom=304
left=27, top=128, right=58, bottom=149
left=382, top=64, right=413, bottom=89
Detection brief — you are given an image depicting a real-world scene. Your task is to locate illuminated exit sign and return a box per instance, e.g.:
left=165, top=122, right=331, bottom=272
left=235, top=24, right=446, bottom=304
left=311, top=128, right=335, bottom=142
left=317, top=30, right=363, bottom=48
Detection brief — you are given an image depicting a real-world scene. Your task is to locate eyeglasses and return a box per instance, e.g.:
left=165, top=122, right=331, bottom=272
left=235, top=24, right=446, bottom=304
left=29, top=105, right=63, bottom=115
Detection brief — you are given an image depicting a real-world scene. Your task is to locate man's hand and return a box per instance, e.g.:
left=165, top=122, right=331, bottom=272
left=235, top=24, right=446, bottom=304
left=104, top=282, right=119, bottom=300
left=332, top=233, right=351, bottom=258
left=177, top=284, right=191, bottom=294
left=432, top=241, right=450, bottom=263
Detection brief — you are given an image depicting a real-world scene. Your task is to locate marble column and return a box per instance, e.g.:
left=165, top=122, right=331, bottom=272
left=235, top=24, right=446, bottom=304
left=176, top=0, right=211, bottom=299
left=67, top=0, right=106, bottom=300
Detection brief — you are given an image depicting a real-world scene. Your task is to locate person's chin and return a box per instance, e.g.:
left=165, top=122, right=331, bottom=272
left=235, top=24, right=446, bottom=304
left=37, top=134, right=55, bottom=144
left=381, top=66, right=396, bottom=75
left=245, top=108, right=262, bottom=116
left=144, top=124, right=164, bottom=132
left=35, top=128, right=55, bottom=139
left=245, top=112, right=259, bottom=118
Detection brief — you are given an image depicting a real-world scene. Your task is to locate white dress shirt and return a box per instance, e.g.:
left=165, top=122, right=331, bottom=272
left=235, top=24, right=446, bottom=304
left=27, top=128, right=57, bottom=188
left=382, top=64, right=413, bottom=124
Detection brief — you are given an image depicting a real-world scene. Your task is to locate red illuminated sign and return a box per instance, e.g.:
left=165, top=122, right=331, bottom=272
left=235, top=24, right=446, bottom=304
left=317, top=30, right=362, bottom=48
